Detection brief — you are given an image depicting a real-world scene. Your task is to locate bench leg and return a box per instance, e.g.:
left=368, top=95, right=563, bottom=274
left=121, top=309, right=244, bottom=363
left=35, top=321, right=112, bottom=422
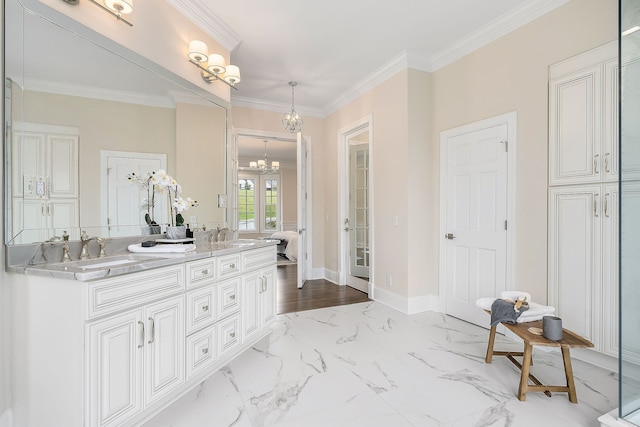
left=485, top=325, right=497, bottom=363
left=518, top=343, right=533, bottom=401
left=561, top=345, right=578, bottom=403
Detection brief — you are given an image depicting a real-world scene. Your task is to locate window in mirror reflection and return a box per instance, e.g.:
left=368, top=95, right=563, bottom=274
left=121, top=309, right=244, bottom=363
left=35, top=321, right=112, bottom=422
left=238, top=178, right=256, bottom=231
left=238, top=174, right=281, bottom=233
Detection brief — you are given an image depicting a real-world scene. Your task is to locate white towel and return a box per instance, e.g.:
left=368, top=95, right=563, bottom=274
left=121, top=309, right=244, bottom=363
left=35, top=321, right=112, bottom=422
left=128, top=243, right=196, bottom=253
left=475, top=297, right=556, bottom=323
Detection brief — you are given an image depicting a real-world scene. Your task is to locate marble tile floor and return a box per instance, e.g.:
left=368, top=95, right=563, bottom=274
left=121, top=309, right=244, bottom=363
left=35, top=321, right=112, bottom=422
left=143, top=301, right=618, bottom=427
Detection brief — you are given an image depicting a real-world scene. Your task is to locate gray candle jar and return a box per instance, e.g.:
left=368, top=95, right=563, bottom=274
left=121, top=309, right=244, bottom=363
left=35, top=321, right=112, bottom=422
left=542, top=316, right=563, bottom=341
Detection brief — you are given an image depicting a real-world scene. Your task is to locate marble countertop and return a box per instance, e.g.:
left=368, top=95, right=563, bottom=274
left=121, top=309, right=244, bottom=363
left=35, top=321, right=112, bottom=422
left=7, top=239, right=277, bottom=281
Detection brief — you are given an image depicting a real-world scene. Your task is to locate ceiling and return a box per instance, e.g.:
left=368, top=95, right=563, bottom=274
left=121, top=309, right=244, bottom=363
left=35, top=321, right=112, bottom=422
left=170, top=0, right=569, bottom=118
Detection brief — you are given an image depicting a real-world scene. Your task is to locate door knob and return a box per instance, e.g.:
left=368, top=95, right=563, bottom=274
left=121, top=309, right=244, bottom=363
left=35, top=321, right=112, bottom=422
left=445, top=233, right=456, bottom=240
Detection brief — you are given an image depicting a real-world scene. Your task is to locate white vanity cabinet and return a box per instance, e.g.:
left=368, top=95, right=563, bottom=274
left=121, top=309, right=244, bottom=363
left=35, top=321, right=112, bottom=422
left=9, top=244, right=277, bottom=427
left=86, top=265, right=186, bottom=426
left=88, top=294, right=185, bottom=426
left=241, top=247, right=277, bottom=341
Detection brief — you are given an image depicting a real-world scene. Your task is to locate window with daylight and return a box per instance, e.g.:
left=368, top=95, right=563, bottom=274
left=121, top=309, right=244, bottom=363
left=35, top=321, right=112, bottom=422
left=263, top=178, right=278, bottom=231
left=238, top=177, right=256, bottom=231
left=238, top=174, right=280, bottom=233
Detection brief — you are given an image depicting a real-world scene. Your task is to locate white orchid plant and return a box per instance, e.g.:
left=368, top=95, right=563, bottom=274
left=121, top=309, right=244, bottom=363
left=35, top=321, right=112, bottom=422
left=127, top=169, right=198, bottom=227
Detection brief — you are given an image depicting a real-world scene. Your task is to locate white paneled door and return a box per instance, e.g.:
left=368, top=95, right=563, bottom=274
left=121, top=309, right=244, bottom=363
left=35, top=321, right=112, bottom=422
left=443, top=122, right=509, bottom=327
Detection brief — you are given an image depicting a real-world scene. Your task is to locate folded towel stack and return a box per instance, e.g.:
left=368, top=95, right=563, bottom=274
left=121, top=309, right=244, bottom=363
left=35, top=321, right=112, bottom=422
left=128, top=243, right=196, bottom=253
left=475, top=291, right=555, bottom=324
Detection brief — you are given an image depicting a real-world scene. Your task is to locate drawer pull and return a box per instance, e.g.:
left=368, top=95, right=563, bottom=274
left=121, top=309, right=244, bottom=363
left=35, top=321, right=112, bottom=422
left=148, top=317, right=155, bottom=344
left=137, top=321, right=145, bottom=349
left=202, top=269, right=209, bottom=276
left=229, top=294, right=236, bottom=300
left=202, top=304, right=209, bottom=312
left=202, top=347, right=209, bottom=355
left=229, top=331, right=236, bottom=338
left=228, top=263, right=236, bottom=270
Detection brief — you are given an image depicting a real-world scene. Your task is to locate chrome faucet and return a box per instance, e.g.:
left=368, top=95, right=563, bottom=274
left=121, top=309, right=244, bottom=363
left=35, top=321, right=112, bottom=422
left=216, top=226, right=231, bottom=242
left=61, top=231, right=72, bottom=262
left=80, top=231, right=99, bottom=260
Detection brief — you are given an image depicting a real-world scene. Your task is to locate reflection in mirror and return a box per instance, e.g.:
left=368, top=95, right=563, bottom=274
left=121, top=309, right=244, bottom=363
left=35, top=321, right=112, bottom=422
left=4, top=0, right=228, bottom=245
left=236, top=136, right=297, bottom=236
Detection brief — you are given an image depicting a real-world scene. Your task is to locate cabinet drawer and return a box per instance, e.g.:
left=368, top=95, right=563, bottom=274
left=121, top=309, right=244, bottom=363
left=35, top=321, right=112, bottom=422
left=186, top=286, right=216, bottom=334
left=186, top=324, right=216, bottom=380
left=218, top=313, right=241, bottom=356
left=217, top=277, right=241, bottom=319
left=218, top=254, right=241, bottom=279
left=186, top=258, right=215, bottom=288
left=241, top=246, right=276, bottom=272
left=88, top=265, right=184, bottom=319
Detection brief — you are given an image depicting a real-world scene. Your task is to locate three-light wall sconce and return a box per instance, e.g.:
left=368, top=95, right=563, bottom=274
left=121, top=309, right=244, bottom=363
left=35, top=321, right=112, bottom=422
left=188, top=40, right=241, bottom=90
left=62, top=0, right=134, bottom=26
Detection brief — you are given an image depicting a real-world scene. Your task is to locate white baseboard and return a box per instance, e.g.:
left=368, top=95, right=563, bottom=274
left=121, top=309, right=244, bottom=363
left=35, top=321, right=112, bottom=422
left=372, top=286, right=409, bottom=313
left=407, top=294, right=441, bottom=314
left=0, top=409, right=13, bottom=427
left=372, top=287, right=440, bottom=315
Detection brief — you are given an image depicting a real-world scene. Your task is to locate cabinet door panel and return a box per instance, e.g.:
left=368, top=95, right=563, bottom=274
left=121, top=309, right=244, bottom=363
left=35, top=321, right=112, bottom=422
left=261, top=266, right=277, bottom=327
left=88, top=309, right=143, bottom=427
left=144, top=296, right=185, bottom=406
left=242, top=271, right=261, bottom=339
left=48, top=134, right=79, bottom=198
left=548, top=186, right=601, bottom=347
left=549, top=65, right=602, bottom=185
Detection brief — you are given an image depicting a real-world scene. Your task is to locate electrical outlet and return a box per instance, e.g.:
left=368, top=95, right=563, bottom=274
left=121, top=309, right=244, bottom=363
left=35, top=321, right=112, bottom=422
left=190, top=215, right=197, bottom=224
left=386, top=274, right=393, bottom=287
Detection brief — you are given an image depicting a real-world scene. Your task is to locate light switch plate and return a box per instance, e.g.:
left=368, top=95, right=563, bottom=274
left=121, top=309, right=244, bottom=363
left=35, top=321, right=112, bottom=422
left=218, top=194, right=227, bottom=208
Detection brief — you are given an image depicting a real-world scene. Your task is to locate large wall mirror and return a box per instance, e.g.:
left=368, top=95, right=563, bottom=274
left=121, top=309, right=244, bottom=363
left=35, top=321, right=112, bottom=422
left=4, top=0, right=228, bottom=245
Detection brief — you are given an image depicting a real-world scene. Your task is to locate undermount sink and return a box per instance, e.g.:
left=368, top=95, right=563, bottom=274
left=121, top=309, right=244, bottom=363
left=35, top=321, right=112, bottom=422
left=226, top=239, right=258, bottom=246
left=58, top=253, right=167, bottom=271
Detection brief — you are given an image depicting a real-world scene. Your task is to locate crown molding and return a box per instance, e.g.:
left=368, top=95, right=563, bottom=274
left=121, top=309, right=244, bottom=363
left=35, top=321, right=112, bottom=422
left=231, top=96, right=325, bottom=118
left=23, top=78, right=176, bottom=108
left=166, top=0, right=242, bottom=52
left=430, top=0, right=570, bottom=70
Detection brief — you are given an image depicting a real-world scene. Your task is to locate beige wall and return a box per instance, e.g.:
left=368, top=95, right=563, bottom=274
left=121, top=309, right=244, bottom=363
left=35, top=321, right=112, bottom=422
left=431, top=0, right=617, bottom=302
left=176, top=102, right=226, bottom=228
left=324, top=71, right=412, bottom=297
left=20, top=91, right=176, bottom=229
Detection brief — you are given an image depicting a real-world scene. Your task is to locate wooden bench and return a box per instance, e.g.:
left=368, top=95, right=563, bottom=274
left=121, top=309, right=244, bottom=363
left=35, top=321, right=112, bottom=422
left=485, top=317, right=593, bottom=403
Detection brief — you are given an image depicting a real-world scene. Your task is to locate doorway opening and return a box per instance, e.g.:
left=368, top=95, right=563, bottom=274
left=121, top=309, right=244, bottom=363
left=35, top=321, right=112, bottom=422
left=231, top=128, right=311, bottom=290
left=338, top=115, right=373, bottom=296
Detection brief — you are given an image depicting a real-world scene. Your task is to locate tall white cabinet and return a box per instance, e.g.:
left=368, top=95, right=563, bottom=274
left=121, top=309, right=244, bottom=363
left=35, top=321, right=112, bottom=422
left=10, top=122, right=80, bottom=243
left=548, top=41, right=618, bottom=358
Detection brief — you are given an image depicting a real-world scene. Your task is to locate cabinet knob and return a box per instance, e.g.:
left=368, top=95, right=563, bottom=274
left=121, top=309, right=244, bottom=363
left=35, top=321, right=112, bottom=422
left=202, top=347, right=209, bottom=355
left=229, top=331, right=236, bottom=339
left=202, top=305, right=209, bottom=312
left=202, top=269, right=209, bottom=276
left=229, top=294, right=236, bottom=300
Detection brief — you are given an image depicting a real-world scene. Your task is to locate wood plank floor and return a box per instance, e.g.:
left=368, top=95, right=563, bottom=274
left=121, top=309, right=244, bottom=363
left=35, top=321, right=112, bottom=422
left=276, top=264, right=371, bottom=314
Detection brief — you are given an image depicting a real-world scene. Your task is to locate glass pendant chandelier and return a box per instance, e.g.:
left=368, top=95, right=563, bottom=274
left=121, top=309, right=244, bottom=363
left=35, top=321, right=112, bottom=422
left=282, top=81, right=304, bottom=133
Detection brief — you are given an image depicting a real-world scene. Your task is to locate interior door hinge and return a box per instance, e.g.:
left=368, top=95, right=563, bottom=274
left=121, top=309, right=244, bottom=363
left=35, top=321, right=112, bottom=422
left=106, top=167, right=111, bottom=175
left=505, top=220, right=508, bottom=230
left=502, top=141, right=508, bottom=152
